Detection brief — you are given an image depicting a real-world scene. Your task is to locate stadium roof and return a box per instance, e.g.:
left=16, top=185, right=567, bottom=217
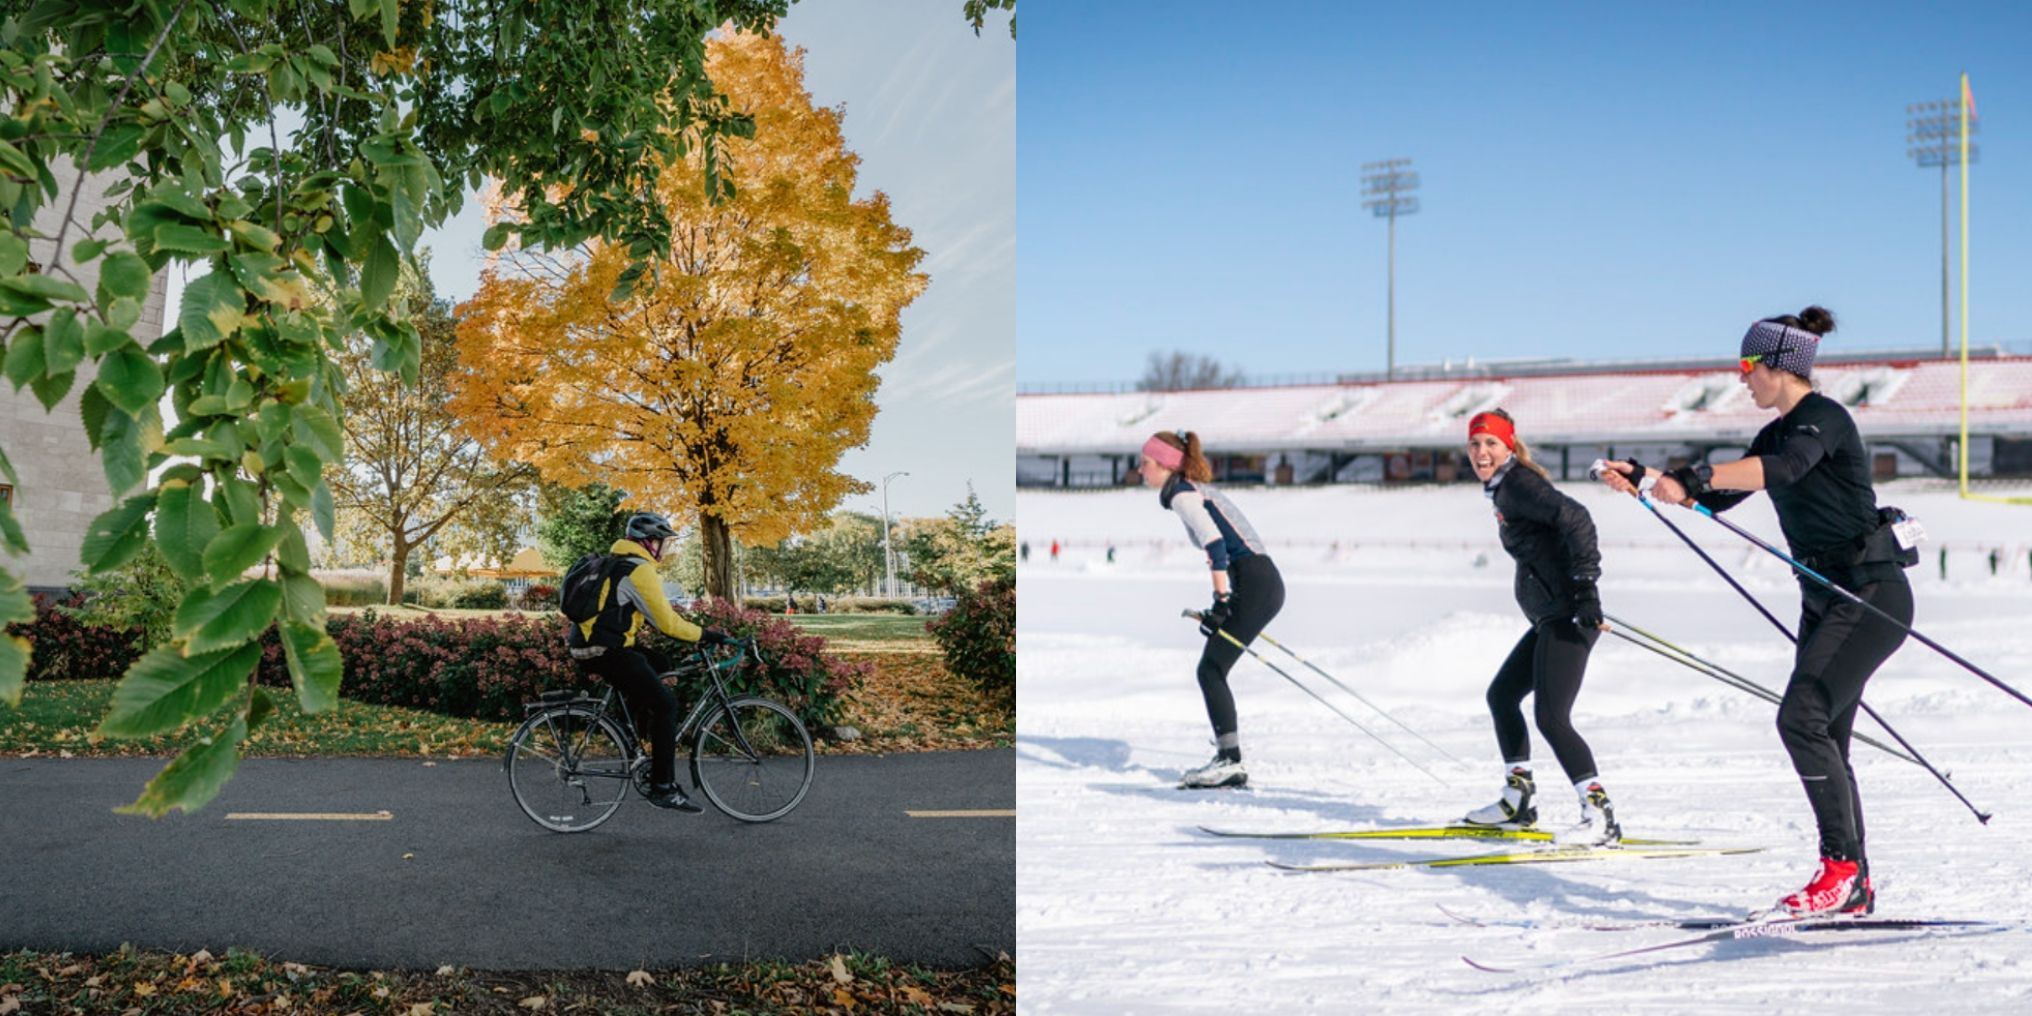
left=1016, top=354, right=2032, bottom=455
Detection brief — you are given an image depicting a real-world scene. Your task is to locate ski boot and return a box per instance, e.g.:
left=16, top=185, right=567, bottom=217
left=1776, top=857, right=1871, bottom=916
left=1178, top=752, right=1247, bottom=789
left=1554, top=781, right=1622, bottom=846
left=1463, top=766, right=1536, bottom=827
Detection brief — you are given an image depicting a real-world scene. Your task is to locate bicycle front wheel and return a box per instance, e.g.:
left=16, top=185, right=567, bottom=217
left=506, top=707, right=634, bottom=833
left=690, top=697, right=815, bottom=822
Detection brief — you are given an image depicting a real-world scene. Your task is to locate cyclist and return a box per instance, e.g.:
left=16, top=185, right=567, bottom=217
left=567, top=512, right=734, bottom=813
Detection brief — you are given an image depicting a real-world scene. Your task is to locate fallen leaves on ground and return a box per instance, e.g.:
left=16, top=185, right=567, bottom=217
left=0, top=947, right=1015, bottom=1014
left=830, top=651, right=1012, bottom=754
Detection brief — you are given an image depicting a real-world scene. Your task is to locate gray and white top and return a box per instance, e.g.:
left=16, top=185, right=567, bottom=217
left=1160, top=476, right=1266, bottom=572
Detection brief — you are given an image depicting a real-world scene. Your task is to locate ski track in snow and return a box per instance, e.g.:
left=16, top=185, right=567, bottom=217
left=1017, top=481, right=2032, bottom=1014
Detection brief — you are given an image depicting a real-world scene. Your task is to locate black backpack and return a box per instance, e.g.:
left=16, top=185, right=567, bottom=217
left=559, top=553, right=633, bottom=623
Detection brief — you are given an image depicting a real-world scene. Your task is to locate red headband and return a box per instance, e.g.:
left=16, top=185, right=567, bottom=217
left=1468, top=412, right=1515, bottom=450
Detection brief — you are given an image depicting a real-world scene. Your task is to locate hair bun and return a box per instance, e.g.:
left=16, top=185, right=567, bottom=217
left=1797, top=306, right=1836, bottom=336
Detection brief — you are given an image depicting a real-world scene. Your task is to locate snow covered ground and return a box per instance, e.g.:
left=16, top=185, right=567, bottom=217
left=1017, top=479, right=2032, bottom=1014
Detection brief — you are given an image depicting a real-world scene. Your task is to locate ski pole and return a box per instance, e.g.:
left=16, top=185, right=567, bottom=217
left=1633, top=496, right=1991, bottom=823
left=1694, top=502, right=2032, bottom=714
left=1250, top=630, right=1469, bottom=766
left=1183, top=610, right=1450, bottom=787
left=1603, top=612, right=1918, bottom=765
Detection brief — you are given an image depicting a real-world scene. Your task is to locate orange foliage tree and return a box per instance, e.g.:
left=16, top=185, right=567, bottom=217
left=451, top=32, right=927, bottom=601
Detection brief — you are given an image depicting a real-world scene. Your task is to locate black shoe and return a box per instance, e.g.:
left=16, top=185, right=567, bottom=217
left=647, top=782, right=703, bottom=813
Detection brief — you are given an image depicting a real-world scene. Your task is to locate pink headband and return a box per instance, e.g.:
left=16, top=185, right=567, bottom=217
left=1141, top=435, right=1185, bottom=470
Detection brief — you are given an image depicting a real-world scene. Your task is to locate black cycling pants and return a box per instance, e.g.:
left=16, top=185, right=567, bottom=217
left=1486, top=618, right=1601, bottom=785
left=585, top=647, right=677, bottom=785
left=1195, top=555, right=1286, bottom=752
left=1778, top=578, right=1912, bottom=863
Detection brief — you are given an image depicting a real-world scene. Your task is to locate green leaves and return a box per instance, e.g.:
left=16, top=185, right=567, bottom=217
left=0, top=569, right=30, bottom=706
left=97, top=643, right=262, bottom=739
left=155, top=482, right=221, bottom=582
left=81, top=493, right=158, bottom=575
left=95, top=345, right=165, bottom=414
left=97, top=252, right=152, bottom=305
left=178, top=270, right=248, bottom=351
left=201, top=523, right=282, bottom=586
left=360, top=234, right=398, bottom=311
left=281, top=620, right=341, bottom=712
left=172, top=577, right=281, bottom=654
left=114, top=715, right=248, bottom=817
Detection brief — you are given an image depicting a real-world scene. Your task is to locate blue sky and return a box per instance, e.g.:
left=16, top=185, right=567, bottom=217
left=422, top=0, right=1016, bottom=524
left=1018, top=1, right=2032, bottom=385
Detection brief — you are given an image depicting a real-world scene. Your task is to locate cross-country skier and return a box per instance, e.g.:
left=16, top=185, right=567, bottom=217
left=1597, top=306, right=1911, bottom=915
left=1140, top=430, right=1285, bottom=789
left=1462, top=409, right=1621, bottom=846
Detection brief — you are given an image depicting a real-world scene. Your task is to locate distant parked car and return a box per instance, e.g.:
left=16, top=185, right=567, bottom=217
left=912, top=596, right=958, bottom=616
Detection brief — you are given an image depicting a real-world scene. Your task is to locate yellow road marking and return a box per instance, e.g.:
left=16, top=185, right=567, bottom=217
left=224, top=811, right=394, bottom=821
left=906, top=809, right=1014, bottom=818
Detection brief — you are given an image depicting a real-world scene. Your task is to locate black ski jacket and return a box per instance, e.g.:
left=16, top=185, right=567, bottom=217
left=1486, top=461, right=1602, bottom=625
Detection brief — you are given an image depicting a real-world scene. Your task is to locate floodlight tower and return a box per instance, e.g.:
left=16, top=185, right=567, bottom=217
left=1908, top=98, right=1978, bottom=356
left=1362, top=158, right=1420, bottom=379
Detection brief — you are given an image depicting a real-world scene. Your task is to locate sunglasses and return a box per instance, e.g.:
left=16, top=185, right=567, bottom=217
left=1738, top=343, right=1796, bottom=375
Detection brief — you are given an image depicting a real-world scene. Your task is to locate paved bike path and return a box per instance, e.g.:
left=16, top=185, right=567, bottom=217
left=0, top=750, right=1012, bottom=970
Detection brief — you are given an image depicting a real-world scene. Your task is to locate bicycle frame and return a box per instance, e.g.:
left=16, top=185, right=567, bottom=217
left=537, top=639, right=772, bottom=783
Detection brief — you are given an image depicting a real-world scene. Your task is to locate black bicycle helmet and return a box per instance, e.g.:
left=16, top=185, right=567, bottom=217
left=623, top=512, right=678, bottom=542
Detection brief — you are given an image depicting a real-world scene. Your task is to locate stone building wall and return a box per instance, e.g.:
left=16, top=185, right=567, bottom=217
left=1, top=163, right=170, bottom=591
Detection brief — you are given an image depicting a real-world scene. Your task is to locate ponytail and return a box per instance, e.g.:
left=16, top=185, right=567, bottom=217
left=1150, top=431, right=1216, bottom=483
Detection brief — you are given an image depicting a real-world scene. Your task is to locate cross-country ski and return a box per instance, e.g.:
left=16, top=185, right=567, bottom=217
left=1267, top=844, right=1761, bottom=872
left=1460, top=913, right=2002, bottom=974
left=1198, top=823, right=1700, bottom=846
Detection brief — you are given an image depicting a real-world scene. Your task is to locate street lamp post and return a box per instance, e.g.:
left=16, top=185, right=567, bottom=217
left=881, top=471, right=908, bottom=598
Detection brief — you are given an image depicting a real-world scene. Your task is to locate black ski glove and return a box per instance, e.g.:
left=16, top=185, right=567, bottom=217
left=1570, top=580, right=1604, bottom=631
left=1664, top=463, right=1714, bottom=501
left=699, top=627, right=735, bottom=646
left=1199, top=593, right=1234, bottom=637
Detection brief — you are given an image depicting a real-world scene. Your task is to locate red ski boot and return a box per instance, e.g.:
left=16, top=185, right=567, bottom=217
left=1777, top=857, right=1871, bottom=916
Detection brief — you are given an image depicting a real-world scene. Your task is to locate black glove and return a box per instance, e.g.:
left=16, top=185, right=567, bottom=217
left=1199, top=593, right=1234, bottom=637
left=1664, top=463, right=1713, bottom=501
left=699, top=627, right=735, bottom=646
left=1570, top=580, right=1603, bottom=631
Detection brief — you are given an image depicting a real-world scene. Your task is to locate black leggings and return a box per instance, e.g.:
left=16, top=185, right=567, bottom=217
left=1195, top=555, right=1286, bottom=752
left=1486, top=618, right=1600, bottom=784
left=1778, top=577, right=1912, bottom=863
left=585, top=647, right=677, bottom=785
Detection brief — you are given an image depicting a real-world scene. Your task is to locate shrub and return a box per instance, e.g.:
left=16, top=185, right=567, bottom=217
left=7, top=592, right=144, bottom=681
left=638, top=597, right=868, bottom=732
left=742, top=594, right=789, bottom=614
left=926, top=576, right=1014, bottom=704
left=519, top=583, right=558, bottom=612
left=319, top=572, right=389, bottom=606
left=829, top=597, right=916, bottom=615
left=449, top=581, right=509, bottom=609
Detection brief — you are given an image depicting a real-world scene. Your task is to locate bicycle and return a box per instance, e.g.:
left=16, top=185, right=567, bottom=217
left=503, top=637, right=816, bottom=832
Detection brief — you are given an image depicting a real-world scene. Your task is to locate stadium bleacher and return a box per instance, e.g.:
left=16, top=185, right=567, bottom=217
left=1018, top=354, right=2032, bottom=487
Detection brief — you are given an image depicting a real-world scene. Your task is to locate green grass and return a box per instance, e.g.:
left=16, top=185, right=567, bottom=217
left=0, top=680, right=510, bottom=758
left=785, top=613, right=934, bottom=645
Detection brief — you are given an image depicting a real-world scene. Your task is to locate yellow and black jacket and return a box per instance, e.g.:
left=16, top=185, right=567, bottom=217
left=567, top=539, right=703, bottom=654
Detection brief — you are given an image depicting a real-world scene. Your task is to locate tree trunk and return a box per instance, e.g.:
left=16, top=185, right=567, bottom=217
left=699, top=514, right=738, bottom=605
left=388, top=541, right=410, bottom=606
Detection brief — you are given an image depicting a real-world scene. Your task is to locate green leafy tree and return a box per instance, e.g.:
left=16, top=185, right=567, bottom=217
left=963, top=0, right=1016, bottom=38
left=64, top=542, right=189, bottom=652
left=0, top=0, right=787, bottom=815
left=903, top=486, right=1016, bottom=595
left=535, top=482, right=628, bottom=570
left=330, top=258, right=533, bottom=604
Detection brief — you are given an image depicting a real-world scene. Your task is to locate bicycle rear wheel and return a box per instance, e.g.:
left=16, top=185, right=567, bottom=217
left=506, top=707, right=634, bottom=832
left=690, top=696, right=814, bottom=822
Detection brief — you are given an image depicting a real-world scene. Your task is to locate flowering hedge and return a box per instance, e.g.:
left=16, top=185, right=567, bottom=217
left=637, top=597, right=868, bottom=730
left=6, top=592, right=144, bottom=682
left=13, top=595, right=861, bottom=732
left=926, top=576, right=1014, bottom=704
